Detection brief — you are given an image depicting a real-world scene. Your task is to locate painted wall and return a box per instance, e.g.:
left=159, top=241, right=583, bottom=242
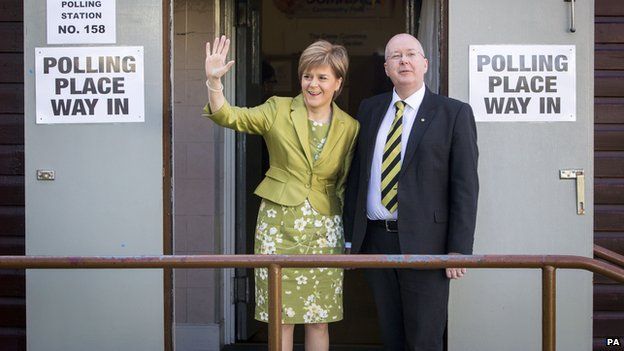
left=448, top=1, right=594, bottom=350
left=24, top=1, right=164, bottom=350
left=172, top=0, right=223, bottom=350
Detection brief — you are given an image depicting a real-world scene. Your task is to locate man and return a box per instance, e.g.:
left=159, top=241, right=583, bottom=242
left=344, top=33, right=479, bottom=350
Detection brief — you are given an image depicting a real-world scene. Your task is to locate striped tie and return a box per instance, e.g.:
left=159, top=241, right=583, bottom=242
left=381, top=101, right=405, bottom=213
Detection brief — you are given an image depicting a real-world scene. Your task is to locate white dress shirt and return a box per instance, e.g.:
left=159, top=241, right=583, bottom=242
left=366, top=85, right=426, bottom=220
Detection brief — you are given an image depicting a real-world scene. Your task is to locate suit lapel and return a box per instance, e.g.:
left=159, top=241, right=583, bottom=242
left=315, top=101, right=345, bottom=165
left=290, top=95, right=314, bottom=168
left=400, top=88, right=438, bottom=178
left=364, top=93, right=393, bottom=173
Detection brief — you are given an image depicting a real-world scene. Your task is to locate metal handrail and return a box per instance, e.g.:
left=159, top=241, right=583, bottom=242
left=594, top=244, right=624, bottom=268
left=2, top=254, right=624, bottom=351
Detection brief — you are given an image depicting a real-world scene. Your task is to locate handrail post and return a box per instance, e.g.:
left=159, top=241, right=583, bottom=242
left=268, top=264, right=282, bottom=351
left=542, top=265, right=556, bottom=351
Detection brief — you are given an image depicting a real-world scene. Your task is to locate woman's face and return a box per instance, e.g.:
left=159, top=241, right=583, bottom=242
left=300, top=64, right=342, bottom=112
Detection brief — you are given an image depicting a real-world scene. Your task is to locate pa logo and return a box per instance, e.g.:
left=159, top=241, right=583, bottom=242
left=606, top=338, right=622, bottom=347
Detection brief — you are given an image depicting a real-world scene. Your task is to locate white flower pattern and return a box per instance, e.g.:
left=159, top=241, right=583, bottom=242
left=253, top=119, right=344, bottom=324
left=294, top=218, right=307, bottom=232
left=295, top=275, right=308, bottom=285
left=254, top=199, right=344, bottom=324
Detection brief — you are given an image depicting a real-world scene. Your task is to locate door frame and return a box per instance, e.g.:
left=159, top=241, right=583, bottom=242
left=221, top=0, right=239, bottom=345
left=221, top=0, right=450, bottom=345
left=163, top=0, right=173, bottom=350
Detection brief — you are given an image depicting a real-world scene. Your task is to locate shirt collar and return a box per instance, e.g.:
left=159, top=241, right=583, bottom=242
left=391, top=84, right=426, bottom=112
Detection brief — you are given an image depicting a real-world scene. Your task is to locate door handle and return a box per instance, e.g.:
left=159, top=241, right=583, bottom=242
left=560, top=169, right=585, bottom=215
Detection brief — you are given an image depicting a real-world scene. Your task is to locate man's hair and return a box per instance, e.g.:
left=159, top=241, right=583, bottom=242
left=384, top=33, right=425, bottom=60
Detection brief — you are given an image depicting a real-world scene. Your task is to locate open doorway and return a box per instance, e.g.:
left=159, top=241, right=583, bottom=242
left=231, top=0, right=443, bottom=347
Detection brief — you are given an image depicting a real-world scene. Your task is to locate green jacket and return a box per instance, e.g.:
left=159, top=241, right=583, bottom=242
left=203, top=94, right=360, bottom=216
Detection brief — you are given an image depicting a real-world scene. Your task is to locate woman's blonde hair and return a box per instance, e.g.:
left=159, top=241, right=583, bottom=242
left=298, top=40, right=349, bottom=98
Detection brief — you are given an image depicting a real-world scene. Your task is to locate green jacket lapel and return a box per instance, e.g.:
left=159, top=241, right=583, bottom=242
left=315, top=101, right=345, bottom=165
left=290, top=95, right=314, bottom=168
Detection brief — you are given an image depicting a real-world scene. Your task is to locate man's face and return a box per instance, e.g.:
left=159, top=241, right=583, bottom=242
left=384, top=35, right=428, bottom=92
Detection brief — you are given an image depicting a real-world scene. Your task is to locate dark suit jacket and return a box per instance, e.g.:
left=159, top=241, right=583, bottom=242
left=344, top=88, right=479, bottom=254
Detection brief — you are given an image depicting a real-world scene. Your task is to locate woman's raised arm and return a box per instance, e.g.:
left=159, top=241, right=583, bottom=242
left=205, top=35, right=235, bottom=112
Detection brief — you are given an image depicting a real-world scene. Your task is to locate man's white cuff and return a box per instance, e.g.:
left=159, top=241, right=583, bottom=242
left=344, top=242, right=352, bottom=249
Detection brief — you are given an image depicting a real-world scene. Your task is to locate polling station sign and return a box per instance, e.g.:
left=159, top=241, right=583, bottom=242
left=35, top=46, right=144, bottom=124
left=47, top=0, right=116, bottom=44
left=469, top=45, right=576, bottom=122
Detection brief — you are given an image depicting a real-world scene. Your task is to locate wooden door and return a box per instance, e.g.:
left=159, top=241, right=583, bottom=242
left=0, top=0, right=25, bottom=350
left=593, top=0, right=624, bottom=349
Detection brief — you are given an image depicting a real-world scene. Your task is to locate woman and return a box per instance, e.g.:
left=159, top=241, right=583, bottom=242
left=203, top=36, right=359, bottom=350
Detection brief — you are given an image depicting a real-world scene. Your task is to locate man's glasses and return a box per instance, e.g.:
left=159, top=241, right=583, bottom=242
left=387, top=51, right=426, bottom=62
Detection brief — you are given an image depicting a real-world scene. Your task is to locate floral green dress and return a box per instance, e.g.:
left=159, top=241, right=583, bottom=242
left=254, top=119, right=345, bottom=324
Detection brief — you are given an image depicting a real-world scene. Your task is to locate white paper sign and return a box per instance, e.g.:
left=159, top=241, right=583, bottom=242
left=47, top=0, right=116, bottom=44
left=35, top=46, right=145, bottom=124
left=469, top=45, right=576, bottom=122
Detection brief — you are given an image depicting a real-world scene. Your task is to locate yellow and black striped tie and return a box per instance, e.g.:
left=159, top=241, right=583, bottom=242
left=381, top=101, right=405, bottom=213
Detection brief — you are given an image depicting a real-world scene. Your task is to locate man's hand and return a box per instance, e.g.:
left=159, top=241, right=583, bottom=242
left=446, top=252, right=467, bottom=279
left=446, top=267, right=466, bottom=279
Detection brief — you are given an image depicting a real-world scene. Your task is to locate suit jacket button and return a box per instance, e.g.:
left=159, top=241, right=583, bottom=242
left=305, top=184, right=310, bottom=189
left=306, top=170, right=312, bottom=175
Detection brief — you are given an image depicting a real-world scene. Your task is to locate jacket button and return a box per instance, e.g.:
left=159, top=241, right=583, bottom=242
left=306, top=170, right=311, bottom=175
left=305, top=184, right=311, bottom=189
